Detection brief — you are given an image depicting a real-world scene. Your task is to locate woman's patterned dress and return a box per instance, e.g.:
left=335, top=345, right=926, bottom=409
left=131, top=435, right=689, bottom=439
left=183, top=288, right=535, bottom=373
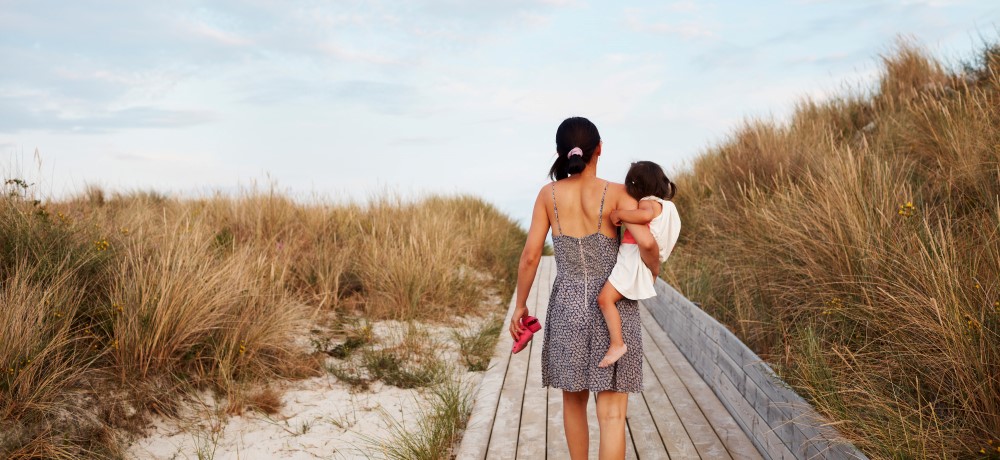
left=541, top=181, right=644, bottom=393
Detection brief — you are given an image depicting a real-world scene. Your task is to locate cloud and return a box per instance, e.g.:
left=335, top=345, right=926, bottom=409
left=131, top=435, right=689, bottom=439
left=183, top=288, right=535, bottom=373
left=238, top=77, right=424, bottom=115
left=0, top=0, right=576, bottom=133
left=783, top=49, right=873, bottom=67
left=622, top=7, right=716, bottom=40
left=666, top=1, right=700, bottom=12
left=333, top=80, right=421, bottom=115
left=316, top=43, right=416, bottom=67
left=186, top=21, right=253, bottom=47
left=389, top=136, right=453, bottom=146
left=0, top=97, right=215, bottom=134
left=110, top=150, right=212, bottom=167
left=690, top=41, right=758, bottom=70
left=759, top=3, right=891, bottom=47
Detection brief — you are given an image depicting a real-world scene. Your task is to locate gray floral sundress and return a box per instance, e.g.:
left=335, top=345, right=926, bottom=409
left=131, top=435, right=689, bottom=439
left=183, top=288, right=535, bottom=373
left=540, top=181, right=644, bottom=393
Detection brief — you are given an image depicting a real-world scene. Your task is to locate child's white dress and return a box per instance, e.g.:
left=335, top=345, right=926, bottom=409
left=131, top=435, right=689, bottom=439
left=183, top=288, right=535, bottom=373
left=607, top=196, right=682, bottom=300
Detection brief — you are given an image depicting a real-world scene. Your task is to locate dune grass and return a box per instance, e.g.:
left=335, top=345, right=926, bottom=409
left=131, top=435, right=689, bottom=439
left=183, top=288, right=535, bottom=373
left=453, top=315, right=505, bottom=372
left=0, top=181, right=525, bottom=458
left=664, top=41, right=1000, bottom=458
left=364, top=377, right=473, bottom=460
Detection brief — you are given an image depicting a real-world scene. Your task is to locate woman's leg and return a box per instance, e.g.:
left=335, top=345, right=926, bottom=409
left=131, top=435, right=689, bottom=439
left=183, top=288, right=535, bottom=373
left=596, top=390, right=629, bottom=460
left=563, top=389, right=590, bottom=460
left=597, top=282, right=627, bottom=367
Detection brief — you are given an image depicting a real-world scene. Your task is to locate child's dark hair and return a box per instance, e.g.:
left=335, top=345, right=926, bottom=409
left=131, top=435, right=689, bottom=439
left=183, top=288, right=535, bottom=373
left=549, top=117, right=601, bottom=181
left=625, top=161, right=676, bottom=201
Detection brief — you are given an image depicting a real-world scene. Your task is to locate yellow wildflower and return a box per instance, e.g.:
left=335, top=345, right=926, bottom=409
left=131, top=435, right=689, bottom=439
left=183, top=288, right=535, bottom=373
left=897, top=201, right=916, bottom=218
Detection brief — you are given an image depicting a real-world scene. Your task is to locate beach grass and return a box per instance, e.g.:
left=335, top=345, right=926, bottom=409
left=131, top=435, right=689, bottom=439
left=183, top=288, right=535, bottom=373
left=664, top=40, right=1000, bottom=458
left=365, top=377, right=473, bottom=460
left=0, top=183, right=524, bottom=458
left=453, top=314, right=505, bottom=372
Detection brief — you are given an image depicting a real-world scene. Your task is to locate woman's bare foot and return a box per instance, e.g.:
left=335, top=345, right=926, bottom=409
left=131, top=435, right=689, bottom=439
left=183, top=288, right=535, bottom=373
left=598, top=343, right=627, bottom=368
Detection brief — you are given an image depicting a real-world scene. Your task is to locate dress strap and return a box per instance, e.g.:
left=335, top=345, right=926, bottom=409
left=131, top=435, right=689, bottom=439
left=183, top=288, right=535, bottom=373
left=551, top=182, right=563, bottom=236
left=596, top=181, right=609, bottom=232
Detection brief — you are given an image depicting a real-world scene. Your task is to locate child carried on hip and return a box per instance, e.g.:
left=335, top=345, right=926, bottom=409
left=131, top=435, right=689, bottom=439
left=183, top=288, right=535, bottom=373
left=597, top=161, right=681, bottom=368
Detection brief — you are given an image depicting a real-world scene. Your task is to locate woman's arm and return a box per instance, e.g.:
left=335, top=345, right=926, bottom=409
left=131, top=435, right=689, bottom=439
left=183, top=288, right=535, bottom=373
left=510, top=187, right=549, bottom=340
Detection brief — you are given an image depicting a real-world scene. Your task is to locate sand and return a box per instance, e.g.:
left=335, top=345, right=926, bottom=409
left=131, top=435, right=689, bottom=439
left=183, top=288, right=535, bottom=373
left=127, top=316, right=491, bottom=460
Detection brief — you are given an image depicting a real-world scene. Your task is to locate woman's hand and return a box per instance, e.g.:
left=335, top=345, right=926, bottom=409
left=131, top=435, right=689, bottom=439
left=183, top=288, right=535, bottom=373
left=509, top=306, right=528, bottom=340
left=610, top=209, right=622, bottom=227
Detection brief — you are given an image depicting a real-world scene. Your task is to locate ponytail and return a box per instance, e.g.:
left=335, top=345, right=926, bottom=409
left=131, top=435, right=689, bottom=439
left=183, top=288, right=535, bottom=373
left=548, top=117, right=601, bottom=181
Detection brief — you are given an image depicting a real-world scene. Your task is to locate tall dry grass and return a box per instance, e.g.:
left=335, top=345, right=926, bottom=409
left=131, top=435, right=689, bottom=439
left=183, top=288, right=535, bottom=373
left=664, top=41, right=1000, bottom=458
left=0, top=181, right=524, bottom=458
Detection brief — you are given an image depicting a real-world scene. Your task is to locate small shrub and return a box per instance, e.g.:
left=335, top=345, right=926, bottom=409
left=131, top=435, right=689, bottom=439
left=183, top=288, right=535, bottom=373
left=453, top=317, right=503, bottom=372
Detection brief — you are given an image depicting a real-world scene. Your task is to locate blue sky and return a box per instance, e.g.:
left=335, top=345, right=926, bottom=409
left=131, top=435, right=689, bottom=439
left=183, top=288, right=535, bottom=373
left=2, top=0, right=998, bottom=226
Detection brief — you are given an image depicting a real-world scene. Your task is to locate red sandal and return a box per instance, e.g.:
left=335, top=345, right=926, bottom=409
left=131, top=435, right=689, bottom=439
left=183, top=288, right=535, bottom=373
left=512, top=315, right=542, bottom=354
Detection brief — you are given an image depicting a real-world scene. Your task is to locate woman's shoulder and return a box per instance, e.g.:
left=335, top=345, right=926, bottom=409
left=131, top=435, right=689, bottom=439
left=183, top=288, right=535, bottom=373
left=536, top=180, right=564, bottom=194
left=601, top=180, right=627, bottom=195
left=599, top=180, right=627, bottom=197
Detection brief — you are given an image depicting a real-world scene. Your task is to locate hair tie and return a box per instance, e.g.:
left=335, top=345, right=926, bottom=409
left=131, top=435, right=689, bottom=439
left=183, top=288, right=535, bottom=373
left=567, top=147, right=583, bottom=158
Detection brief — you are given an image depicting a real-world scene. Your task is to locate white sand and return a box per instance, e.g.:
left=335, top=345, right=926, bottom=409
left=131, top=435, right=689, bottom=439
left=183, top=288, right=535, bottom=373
left=127, top=316, right=490, bottom=460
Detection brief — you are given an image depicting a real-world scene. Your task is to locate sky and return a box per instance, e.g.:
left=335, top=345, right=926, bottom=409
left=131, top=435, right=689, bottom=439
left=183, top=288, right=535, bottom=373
left=2, top=0, right=998, bottom=227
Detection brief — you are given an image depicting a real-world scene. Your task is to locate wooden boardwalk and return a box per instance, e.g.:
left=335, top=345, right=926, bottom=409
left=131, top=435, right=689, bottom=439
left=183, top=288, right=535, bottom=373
left=457, top=256, right=763, bottom=460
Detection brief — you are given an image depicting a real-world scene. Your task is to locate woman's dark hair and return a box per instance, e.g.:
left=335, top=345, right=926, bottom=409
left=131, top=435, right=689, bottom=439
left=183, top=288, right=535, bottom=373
left=625, top=161, right=676, bottom=201
left=549, top=117, right=601, bottom=181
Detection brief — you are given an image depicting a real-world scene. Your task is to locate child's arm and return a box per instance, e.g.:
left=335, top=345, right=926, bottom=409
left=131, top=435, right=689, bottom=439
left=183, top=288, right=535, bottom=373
left=623, top=222, right=660, bottom=277
left=610, top=200, right=657, bottom=226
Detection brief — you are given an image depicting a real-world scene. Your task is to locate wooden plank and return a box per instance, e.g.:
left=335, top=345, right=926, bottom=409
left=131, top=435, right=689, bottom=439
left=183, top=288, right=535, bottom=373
left=517, top=258, right=552, bottom=459
left=640, top=304, right=764, bottom=460
left=624, top=415, right=639, bottom=460
left=455, top=289, right=519, bottom=460
left=626, top=387, right=671, bottom=459
left=640, top=326, right=733, bottom=459
left=486, top=261, right=544, bottom=459
left=637, top=356, right=699, bottom=458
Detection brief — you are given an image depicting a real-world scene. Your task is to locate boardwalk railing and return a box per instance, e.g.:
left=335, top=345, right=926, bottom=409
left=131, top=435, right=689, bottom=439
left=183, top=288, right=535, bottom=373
left=456, top=256, right=865, bottom=459
left=643, top=280, right=867, bottom=460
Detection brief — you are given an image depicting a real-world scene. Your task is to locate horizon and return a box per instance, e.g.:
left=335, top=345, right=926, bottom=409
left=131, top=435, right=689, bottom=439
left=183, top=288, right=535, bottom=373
left=2, top=1, right=999, bottom=227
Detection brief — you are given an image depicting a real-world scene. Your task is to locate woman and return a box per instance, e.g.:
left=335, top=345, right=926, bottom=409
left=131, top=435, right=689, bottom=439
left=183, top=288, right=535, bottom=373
left=510, top=117, right=660, bottom=459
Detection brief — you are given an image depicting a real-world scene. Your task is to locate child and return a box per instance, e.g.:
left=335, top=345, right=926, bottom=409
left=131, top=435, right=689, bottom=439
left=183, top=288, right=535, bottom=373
left=597, top=161, right=681, bottom=368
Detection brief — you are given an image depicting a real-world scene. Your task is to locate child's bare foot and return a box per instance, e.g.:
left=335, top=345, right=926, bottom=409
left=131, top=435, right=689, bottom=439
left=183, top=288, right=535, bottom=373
left=598, top=343, right=627, bottom=368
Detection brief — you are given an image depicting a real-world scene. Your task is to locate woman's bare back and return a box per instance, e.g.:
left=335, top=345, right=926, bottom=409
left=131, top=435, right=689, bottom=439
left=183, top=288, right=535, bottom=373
left=544, top=176, right=634, bottom=239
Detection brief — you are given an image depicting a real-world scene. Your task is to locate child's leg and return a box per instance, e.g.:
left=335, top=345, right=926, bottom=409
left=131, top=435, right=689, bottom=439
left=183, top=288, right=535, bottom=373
left=597, top=281, right=628, bottom=368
